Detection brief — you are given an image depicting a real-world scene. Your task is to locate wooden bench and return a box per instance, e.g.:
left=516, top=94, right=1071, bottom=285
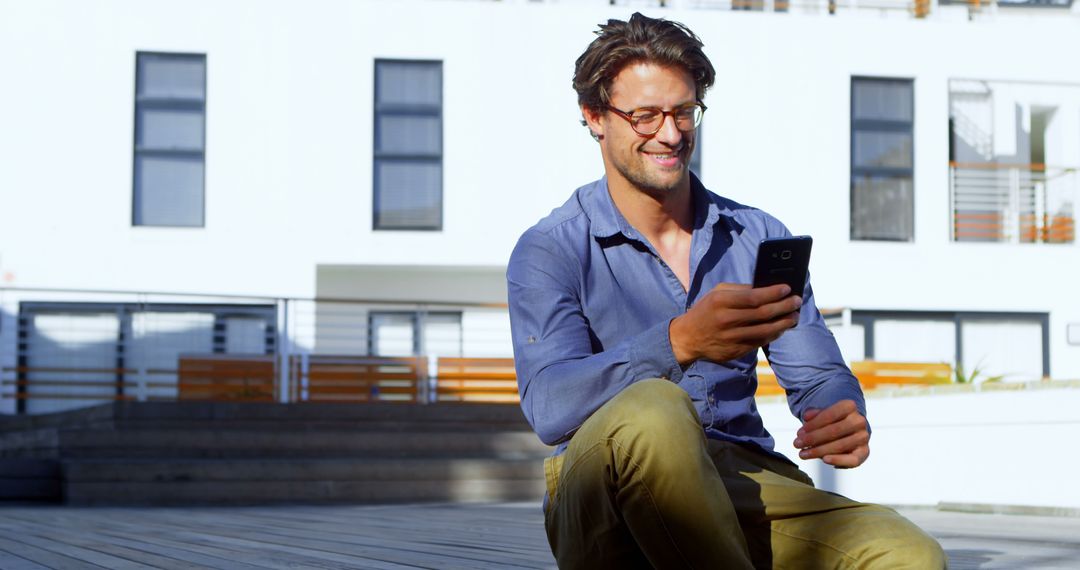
left=292, top=355, right=426, bottom=403
left=850, top=360, right=951, bottom=389
left=177, top=355, right=276, bottom=401
left=754, top=360, right=952, bottom=398
left=755, top=363, right=785, bottom=397
left=433, top=357, right=519, bottom=403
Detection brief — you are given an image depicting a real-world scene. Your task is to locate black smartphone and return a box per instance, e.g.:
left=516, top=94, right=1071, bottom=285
left=752, top=236, right=813, bottom=298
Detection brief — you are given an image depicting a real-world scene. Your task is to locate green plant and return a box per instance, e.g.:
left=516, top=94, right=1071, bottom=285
left=953, top=362, right=1006, bottom=385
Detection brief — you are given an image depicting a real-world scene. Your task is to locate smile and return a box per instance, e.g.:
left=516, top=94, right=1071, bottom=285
left=642, top=150, right=682, bottom=168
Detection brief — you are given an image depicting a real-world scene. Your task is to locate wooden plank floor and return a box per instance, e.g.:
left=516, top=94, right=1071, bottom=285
left=1, top=503, right=1079, bottom=569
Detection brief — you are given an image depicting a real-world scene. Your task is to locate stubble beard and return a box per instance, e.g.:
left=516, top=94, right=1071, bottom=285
left=613, top=143, right=692, bottom=200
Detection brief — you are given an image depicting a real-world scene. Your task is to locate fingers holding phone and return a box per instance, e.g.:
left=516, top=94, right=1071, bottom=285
left=669, top=236, right=812, bottom=365
left=669, top=282, right=802, bottom=365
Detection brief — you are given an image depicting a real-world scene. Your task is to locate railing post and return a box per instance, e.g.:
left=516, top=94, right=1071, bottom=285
left=299, top=352, right=309, bottom=402
left=1071, top=169, right=1078, bottom=243
left=277, top=298, right=291, bottom=404
left=1035, top=180, right=1047, bottom=243
left=426, top=354, right=438, bottom=404
left=1007, top=167, right=1020, bottom=244
left=136, top=367, right=148, bottom=402
left=948, top=164, right=956, bottom=241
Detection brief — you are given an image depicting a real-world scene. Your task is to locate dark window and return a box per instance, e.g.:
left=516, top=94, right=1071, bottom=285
left=133, top=53, right=207, bottom=227
left=850, top=77, right=914, bottom=241
left=373, top=60, right=443, bottom=230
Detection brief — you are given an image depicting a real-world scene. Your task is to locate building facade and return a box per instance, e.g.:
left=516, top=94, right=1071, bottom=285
left=2, top=0, right=1079, bottom=414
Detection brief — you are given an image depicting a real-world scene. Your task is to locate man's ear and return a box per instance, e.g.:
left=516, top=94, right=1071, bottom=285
left=580, top=104, right=604, bottom=141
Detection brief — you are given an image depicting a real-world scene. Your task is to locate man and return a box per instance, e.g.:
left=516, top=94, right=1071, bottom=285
left=506, top=12, right=945, bottom=569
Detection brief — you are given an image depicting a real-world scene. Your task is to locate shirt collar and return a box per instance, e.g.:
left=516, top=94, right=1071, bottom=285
left=584, top=173, right=733, bottom=240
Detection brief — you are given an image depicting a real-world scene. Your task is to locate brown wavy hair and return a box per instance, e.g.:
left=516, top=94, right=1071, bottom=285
left=573, top=12, right=716, bottom=114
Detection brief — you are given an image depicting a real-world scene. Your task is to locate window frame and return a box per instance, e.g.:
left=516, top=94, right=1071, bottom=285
left=131, top=51, right=208, bottom=228
left=849, top=76, right=915, bottom=242
left=15, top=301, right=276, bottom=414
left=372, top=59, right=444, bottom=231
left=367, top=310, right=462, bottom=357
left=850, top=309, right=1050, bottom=379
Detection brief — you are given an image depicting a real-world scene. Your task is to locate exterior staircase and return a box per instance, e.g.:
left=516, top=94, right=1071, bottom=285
left=0, top=402, right=551, bottom=505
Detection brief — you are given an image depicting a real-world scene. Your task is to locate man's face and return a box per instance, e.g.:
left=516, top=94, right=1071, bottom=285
left=585, top=62, right=698, bottom=198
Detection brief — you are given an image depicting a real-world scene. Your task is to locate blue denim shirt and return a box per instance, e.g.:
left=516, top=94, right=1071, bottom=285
left=507, top=175, right=864, bottom=459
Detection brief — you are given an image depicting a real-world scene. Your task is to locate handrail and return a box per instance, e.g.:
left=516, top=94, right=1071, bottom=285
left=0, top=286, right=509, bottom=309
left=950, top=163, right=1076, bottom=243
left=949, top=161, right=1078, bottom=173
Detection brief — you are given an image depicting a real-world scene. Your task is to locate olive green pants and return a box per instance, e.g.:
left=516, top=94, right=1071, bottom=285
left=543, top=379, right=946, bottom=569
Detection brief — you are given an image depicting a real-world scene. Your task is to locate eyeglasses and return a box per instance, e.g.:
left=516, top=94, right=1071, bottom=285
left=605, top=102, right=707, bottom=136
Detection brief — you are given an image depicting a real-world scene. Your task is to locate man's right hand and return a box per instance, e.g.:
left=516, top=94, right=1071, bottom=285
left=669, top=283, right=801, bottom=366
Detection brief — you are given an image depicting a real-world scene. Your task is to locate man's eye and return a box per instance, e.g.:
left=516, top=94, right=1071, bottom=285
left=633, top=110, right=660, bottom=123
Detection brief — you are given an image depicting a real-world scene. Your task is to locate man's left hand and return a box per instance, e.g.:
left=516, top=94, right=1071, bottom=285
left=792, top=400, right=869, bottom=468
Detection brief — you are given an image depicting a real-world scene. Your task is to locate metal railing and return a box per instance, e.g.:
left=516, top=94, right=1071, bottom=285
left=610, top=0, right=930, bottom=15
left=0, top=287, right=515, bottom=415
left=950, top=162, right=1077, bottom=243
left=558, top=0, right=1075, bottom=18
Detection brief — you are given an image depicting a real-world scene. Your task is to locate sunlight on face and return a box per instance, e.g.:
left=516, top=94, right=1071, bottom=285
left=600, top=63, right=698, bottom=198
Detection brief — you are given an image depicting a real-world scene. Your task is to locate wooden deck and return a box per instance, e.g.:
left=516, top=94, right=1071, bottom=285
left=1, top=503, right=1078, bottom=569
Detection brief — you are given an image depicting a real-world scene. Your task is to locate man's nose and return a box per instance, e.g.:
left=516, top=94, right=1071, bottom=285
left=653, top=113, right=683, bottom=146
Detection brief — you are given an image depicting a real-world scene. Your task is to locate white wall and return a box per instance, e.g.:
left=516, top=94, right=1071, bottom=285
left=759, top=387, right=1080, bottom=509
left=1, top=0, right=1079, bottom=374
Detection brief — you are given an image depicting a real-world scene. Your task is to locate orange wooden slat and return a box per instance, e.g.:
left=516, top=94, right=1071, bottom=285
left=949, top=161, right=1049, bottom=171
left=306, top=383, right=416, bottom=393
left=177, top=355, right=277, bottom=402
left=433, top=358, right=518, bottom=402
left=851, top=360, right=951, bottom=388
left=435, top=393, right=520, bottom=403
left=435, top=381, right=517, bottom=391
left=436, top=371, right=517, bottom=381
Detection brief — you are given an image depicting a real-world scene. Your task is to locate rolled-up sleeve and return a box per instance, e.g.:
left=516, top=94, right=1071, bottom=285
left=766, top=280, right=868, bottom=425
left=507, top=229, right=683, bottom=446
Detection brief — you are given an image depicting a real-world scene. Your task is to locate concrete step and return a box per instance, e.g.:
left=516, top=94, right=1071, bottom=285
left=112, top=401, right=532, bottom=426
left=0, top=428, right=60, bottom=459
left=63, top=458, right=546, bottom=505
left=0, top=459, right=61, bottom=502
left=56, top=428, right=550, bottom=459
left=64, top=457, right=542, bottom=482
left=5, top=402, right=554, bottom=505
left=65, top=478, right=547, bottom=505
left=109, top=402, right=535, bottom=434
left=111, top=419, right=533, bottom=432
left=0, top=404, right=115, bottom=431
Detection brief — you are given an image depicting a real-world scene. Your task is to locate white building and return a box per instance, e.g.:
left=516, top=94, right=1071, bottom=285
left=2, top=0, right=1080, bottom=416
